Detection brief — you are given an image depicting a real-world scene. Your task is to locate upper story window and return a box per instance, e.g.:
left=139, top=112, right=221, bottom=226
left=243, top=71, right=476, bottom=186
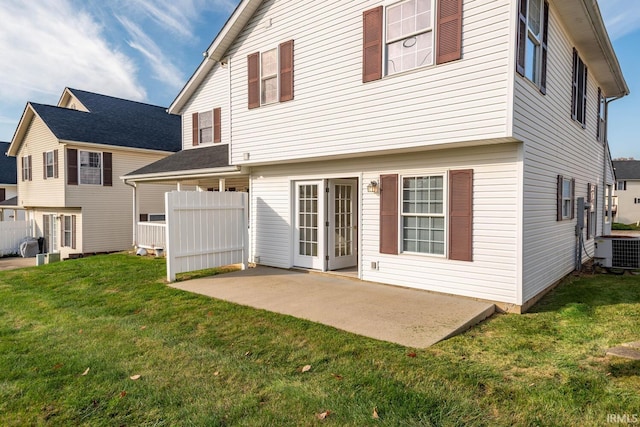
left=43, top=150, right=59, bottom=179
left=571, top=48, right=588, bottom=127
left=363, top=0, right=462, bottom=83
left=617, top=181, right=626, bottom=191
left=247, top=40, right=294, bottom=109
left=386, top=0, right=434, bottom=75
left=79, top=151, right=102, bottom=185
left=516, top=0, right=549, bottom=94
left=21, top=155, right=32, bottom=182
left=191, top=108, right=221, bottom=146
left=597, top=87, right=605, bottom=142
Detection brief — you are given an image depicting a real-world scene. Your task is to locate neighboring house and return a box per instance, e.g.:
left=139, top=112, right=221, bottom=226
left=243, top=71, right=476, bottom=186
left=612, top=160, right=640, bottom=224
left=0, top=141, right=25, bottom=221
left=125, top=0, right=628, bottom=312
left=7, top=88, right=181, bottom=258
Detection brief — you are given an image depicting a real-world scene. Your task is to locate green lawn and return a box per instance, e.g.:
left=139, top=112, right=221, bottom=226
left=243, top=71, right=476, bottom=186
left=1, top=254, right=639, bottom=426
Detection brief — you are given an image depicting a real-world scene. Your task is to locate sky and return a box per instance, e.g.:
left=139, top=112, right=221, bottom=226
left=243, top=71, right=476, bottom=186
left=0, top=0, right=638, bottom=158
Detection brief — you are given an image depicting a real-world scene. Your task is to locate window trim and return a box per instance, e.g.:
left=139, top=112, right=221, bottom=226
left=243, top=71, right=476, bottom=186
left=571, top=48, right=588, bottom=127
left=399, top=173, right=447, bottom=257
left=560, top=176, right=574, bottom=220
left=198, top=110, right=213, bottom=145
left=260, top=47, right=279, bottom=105
left=22, top=155, right=32, bottom=181
left=78, top=150, right=103, bottom=186
left=45, top=151, right=55, bottom=179
left=516, top=0, right=549, bottom=93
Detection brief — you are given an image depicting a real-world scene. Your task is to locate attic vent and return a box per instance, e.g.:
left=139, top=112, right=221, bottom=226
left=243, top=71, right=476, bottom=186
left=70, top=103, right=76, bottom=110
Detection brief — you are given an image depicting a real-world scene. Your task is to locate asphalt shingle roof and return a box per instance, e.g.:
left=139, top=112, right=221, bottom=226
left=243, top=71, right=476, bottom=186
left=613, top=160, right=640, bottom=180
left=0, top=196, right=18, bottom=207
left=0, top=142, right=18, bottom=184
left=30, top=89, right=181, bottom=152
left=125, top=145, right=231, bottom=177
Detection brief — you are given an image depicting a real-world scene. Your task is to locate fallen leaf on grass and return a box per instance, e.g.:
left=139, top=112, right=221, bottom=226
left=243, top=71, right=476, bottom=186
left=407, top=352, right=417, bottom=358
left=119, top=391, right=127, bottom=398
left=53, top=363, right=63, bottom=370
left=140, top=325, right=147, bottom=330
left=213, top=371, right=220, bottom=376
left=373, top=407, right=379, bottom=419
left=331, top=373, right=343, bottom=380
left=78, top=329, right=83, bottom=334
left=81, top=368, right=90, bottom=376
left=301, top=365, right=312, bottom=373
left=316, top=410, right=331, bottom=420
left=130, top=374, right=141, bottom=380
left=244, top=351, right=252, bottom=357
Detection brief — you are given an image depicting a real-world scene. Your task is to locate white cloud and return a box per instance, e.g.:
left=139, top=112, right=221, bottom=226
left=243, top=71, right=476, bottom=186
left=117, top=17, right=185, bottom=91
left=0, top=0, right=145, bottom=105
left=598, top=0, right=640, bottom=40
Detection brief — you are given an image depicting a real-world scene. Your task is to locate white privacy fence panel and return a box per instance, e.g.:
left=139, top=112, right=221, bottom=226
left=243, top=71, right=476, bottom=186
left=0, top=220, right=33, bottom=256
left=137, top=222, right=166, bottom=250
left=165, top=191, right=248, bottom=281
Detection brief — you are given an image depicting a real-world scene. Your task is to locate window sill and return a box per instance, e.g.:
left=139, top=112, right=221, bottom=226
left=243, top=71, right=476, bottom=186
left=517, top=74, right=544, bottom=95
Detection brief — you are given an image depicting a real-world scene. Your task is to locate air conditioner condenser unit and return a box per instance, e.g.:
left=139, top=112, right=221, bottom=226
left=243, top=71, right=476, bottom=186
left=595, top=236, right=640, bottom=269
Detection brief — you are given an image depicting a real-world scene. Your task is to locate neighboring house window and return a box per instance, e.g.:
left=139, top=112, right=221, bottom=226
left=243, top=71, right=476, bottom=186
left=43, top=150, right=58, bottom=179
left=0, top=188, right=5, bottom=202
left=148, top=213, right=166, bottom=222
left=571, top=48, right=588, bottom=127
left=247, top=40, right=294, bottom=109
left=617, top=181, right=626, bottom=191
left=61, top=214, right=76, bottom=249
left=635, top=198, right=640, bottom=205
left=363, top=0, right=462, bottom=83
left=401, top=175, right=445, bottom=255
left=386, top=0, right=434, bottom=75
left=42, top=214, right=58, bottom=253
left=557, top=175, right=575, bottom=221
left=380, top=170, right=472, bottom=261
left=191, top=108, right=221, bottom=146
left=21, top=155, right=32, bottom=181
left=79, top=151, right=102, bottom=185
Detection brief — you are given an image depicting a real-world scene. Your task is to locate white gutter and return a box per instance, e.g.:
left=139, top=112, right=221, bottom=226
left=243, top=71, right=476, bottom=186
left=121, top=166, right=243, bottom=183
left=601, top=95, right=625, bottom=234
left=60, top=140, right=176, bottom=156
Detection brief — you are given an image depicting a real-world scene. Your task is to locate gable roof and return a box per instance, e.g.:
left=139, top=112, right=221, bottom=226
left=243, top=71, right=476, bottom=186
left=612, top=161, right=640, bottom=180
left=9, top=88, right=181, bottom=156
left=0, top=142, right=18, bottom=184
left=124, top=145, right=237, bottom=181
left=169, top=0, right=263, bottom=114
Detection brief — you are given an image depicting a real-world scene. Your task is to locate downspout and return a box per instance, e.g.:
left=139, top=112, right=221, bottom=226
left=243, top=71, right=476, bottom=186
left=124, top=179, right=137, bottom=247
left=602, top=96, right=624, bottom=235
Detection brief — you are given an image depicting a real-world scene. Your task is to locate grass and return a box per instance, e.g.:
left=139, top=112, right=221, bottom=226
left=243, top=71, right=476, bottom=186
left=0, top=254, right=639, bottom=426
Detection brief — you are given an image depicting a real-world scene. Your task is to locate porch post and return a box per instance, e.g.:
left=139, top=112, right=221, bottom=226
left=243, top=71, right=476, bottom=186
left=132, top=182, right=138, bottom=247
left=177, top=182, right=182, bottom=191
left=219, top=178, right=226, bottom=192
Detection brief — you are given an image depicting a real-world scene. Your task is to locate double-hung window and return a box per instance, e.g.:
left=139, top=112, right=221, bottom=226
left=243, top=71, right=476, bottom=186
left=261, top=48, right=278, bottom=104
left=561, top=177, right=573, bottom=219
left=22, top=155, right=32, bottom=181
left=401, top=175, right=445, bottom=255
left=198, top=111, right=213, bottom=144
left=45, top=151, right=55, bottom=178
left=617, top=181, right=626, bottom=191
left=79, top=151, right=102, bottom=185
left=571, top=49, right=588, bottom=127
left=516, top=0, right=549, bottom=93
left=247, top=40, right=294, bottom=109
left=386, top=0, right=434, bottom=75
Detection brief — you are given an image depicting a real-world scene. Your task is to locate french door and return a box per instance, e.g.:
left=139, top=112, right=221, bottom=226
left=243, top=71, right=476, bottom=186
left=293, top=179, right=357, bottom=271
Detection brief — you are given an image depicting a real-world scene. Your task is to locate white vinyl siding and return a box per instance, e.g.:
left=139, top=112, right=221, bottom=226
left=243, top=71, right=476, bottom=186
left=181, top=61, right=230, bottom=150
left=250, top=144, right=520, bottom=304
left=514, top=4, right=608, bottom=303
left=228, top=0, right=512, bottom=164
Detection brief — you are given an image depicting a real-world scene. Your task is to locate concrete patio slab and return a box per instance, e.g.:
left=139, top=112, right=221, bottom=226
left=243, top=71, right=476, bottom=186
left=170, top=266, right=495, bottom=348
left=0, top=256, right=36, bottom=271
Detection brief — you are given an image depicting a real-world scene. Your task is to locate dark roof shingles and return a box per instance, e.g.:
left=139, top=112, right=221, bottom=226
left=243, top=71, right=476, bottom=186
left=0, top=142, right=18, bottom=184
left=613, top=161, right=640, bottom=180
left=30, top=89, right=181, bottom=152
left=126, top=145, right=231, bottom=176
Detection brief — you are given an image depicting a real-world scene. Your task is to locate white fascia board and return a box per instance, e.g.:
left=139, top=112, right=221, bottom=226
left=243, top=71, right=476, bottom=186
left=121, top=166, right=243, bottom=183
left=60, top=140, right=176, bottom=155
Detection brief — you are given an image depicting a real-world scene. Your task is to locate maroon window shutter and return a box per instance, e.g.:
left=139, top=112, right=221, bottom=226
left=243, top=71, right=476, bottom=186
left=0, top=188, right=5, bottom=202
left=279, top=40, right=294, bottom=102
left=436, top=0, right=462, bottom=64
left=42, top=215, right=49, bottom=252
left=247, top=52, right=260, bottom=109
left=192, top=112, right=199, bottom=146
left=21, top=157, right=25, bottom=181
left=362, top=6, right=383, bottom=83
left=213, top=108, right=221, bottom=143
left=103, top=152, right=112, bottom=187
left=60, top=214, right=65, bottom=247
left=67, top=149, right=78, bottom=185
left=449, top=169, right=473, bottom=261
left=43, top=152, right=47, bottom=180
left=54, top=149, right=59, bottom=178
left=71, top=215, right=76, bottom=249
left=556, top=175, right=563, bottom=221
left=581, top=66, right=588, bottom=127
left=28, top=156, right=32, bottom=181
left=539, top=1, right=549, bottom=94
left=380, top=174, right=398, bottom=254
left=570, top=178, right=575, bottom=220
left=516, top=0, right=527, bottom=76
